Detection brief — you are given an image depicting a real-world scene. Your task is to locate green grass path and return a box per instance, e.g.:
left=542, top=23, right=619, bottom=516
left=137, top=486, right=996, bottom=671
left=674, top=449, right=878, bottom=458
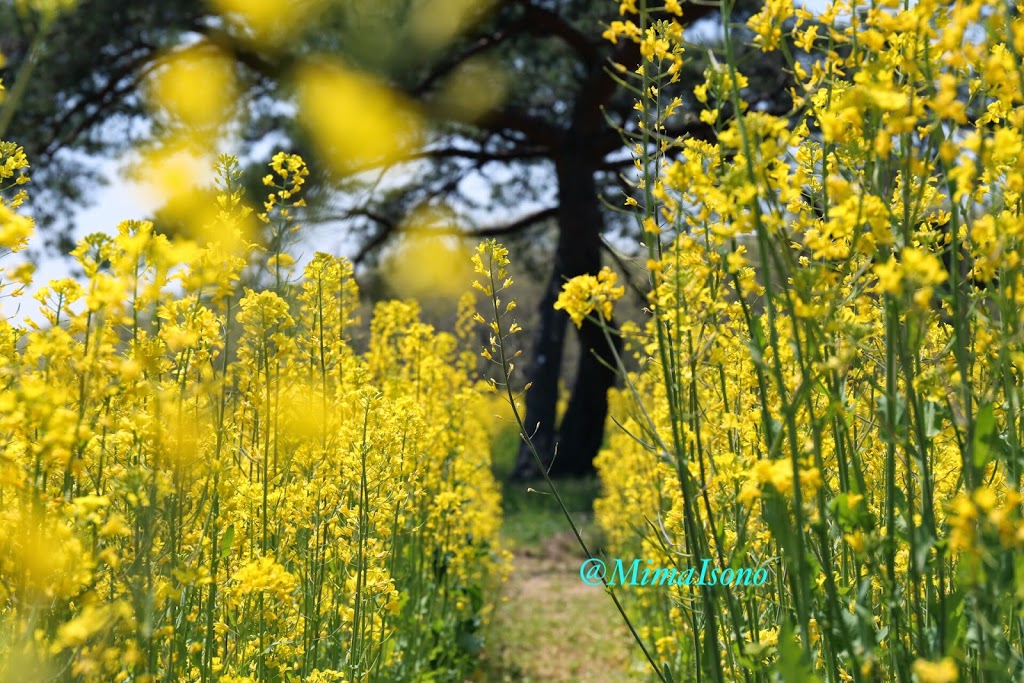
left=474, top=432, right=646, bottom=682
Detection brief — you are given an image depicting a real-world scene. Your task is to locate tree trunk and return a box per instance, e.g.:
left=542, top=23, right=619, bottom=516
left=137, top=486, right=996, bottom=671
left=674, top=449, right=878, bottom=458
left=511, top=137, right=617, bottom=480
left=549, top=312, right=621, bottom=477
left=508, top=261, right=570, bottom=480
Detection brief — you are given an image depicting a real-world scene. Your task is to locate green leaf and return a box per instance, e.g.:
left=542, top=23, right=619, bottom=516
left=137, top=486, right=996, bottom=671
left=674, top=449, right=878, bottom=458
left=776, top=620, right=820, bottom=683
left=762, top=495, right=796, bottom=565
left=973, top=403, right=995, bottom=468
left=876, top=394, right=907, bottom=440
left=829, top=493, right=869, bottom=530
left=923, top=400, right=944, bottom=439
left=219, top=524, right=235, bottom=560
left=748, top=318, right=767, bottom=367
left=943, top=589, right=966, bottom=651
left=911, top=526, right=936, bottom=574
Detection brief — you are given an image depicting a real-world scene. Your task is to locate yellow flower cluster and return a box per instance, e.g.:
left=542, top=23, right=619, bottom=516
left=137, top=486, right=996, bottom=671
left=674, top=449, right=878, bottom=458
left=602, top=1, right=686, bottom=77
left=0, top=151, right=508, bottom=682
left=594, top=0, right=1024, bottom=679
left=259, top=151, right=309, bottom=224
left=553, top=267, right=625, bottom=327
left=0, top=142, right=32, bottom=254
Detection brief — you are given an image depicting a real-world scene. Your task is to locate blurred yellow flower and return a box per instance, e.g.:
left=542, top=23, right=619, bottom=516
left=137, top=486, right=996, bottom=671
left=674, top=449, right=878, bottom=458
left=912, top=657, right=959, bottom=683
left=211, top=0, right=323, bottom=46
left=295, top=60, right=423, bottom=175
left=383, top=214, right=474, bottom=304
left=148, top=43, right=236, bottom=130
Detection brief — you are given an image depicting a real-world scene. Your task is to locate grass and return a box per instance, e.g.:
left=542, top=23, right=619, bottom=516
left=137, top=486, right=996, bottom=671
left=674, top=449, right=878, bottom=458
left=490, top=423, right=606, bottom=550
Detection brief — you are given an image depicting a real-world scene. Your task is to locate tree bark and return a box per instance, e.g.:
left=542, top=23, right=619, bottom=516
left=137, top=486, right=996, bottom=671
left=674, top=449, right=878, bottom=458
left=550, top=311, right=621, bottom=477
left=511, top=134, right=618, bottom=479
left=509, top=254, right=571, bottom=480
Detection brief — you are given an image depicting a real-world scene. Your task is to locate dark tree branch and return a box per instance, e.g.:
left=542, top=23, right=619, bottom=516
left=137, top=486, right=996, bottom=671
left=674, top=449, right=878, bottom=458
left=405, top=145, right=548, bottom=163
left=513, top=0, right=601, bottom=63
left=479, top=107, right=563, bottom=148
left=313, top=204, right=556, bottom=266
left=318, top=140, right=548, bottom=175
left=412, top=0, right=600, bottom=101
left=42, top=54, right=159, bottom=159
left=348, top=210, right=398, bottom=265
left=464, top=206, right=557, bottom=237
left=412, top=29, right=518, bottom=97
left=337, top=169, right=470, bottom=264
left=596, top=154, right=636, bottom=171
left=194, top=21, right=297, bottom=83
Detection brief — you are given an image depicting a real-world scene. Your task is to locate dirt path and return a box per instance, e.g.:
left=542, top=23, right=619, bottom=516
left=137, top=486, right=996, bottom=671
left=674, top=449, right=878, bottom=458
left=479, top=532, right=647, bottom=682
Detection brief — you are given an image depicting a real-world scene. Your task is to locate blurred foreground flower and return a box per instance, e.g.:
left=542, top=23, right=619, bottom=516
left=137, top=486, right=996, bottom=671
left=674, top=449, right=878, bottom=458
left=383, top=205, right=473, bottom=303
left=211, top=0, right=324, bottom=47
left=147, top=42, right=237, bottom=132
left=295, top=60, right=423, bottom=176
